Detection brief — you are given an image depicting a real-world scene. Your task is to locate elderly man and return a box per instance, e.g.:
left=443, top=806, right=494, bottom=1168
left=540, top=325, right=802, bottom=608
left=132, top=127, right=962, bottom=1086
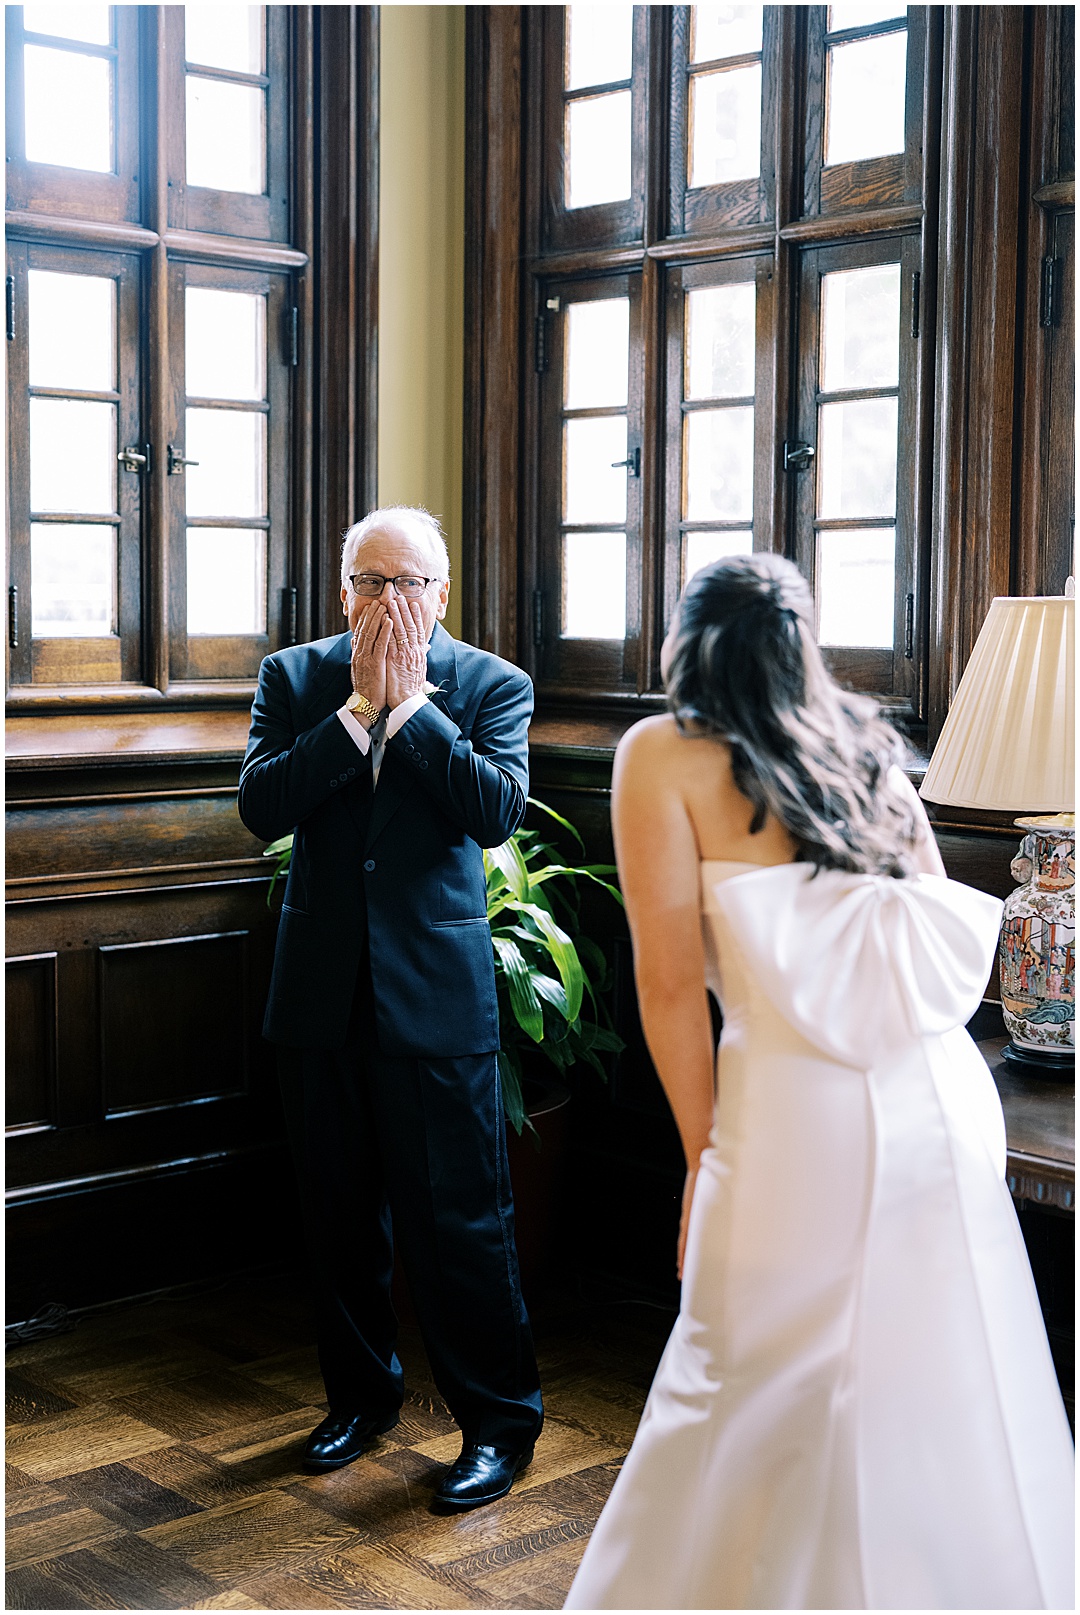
left=238, top=506, right=543, bottom=1512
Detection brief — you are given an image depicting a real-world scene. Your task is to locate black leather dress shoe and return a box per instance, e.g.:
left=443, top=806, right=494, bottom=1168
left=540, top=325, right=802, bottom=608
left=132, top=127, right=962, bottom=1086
left=302, top=1410, right=398, bottom=1473
left=431, top=1442, right=535, bottom=1513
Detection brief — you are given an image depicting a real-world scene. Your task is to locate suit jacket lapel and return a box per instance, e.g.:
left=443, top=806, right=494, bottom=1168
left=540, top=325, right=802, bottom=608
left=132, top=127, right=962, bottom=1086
left=424, top=622, right=460, bottom=712
left=301, top=631, right=353, bottom=726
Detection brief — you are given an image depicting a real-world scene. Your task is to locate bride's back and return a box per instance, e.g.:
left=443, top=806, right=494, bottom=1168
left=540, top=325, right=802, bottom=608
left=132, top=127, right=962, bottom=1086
left=621, top=713, right=798, bottom=867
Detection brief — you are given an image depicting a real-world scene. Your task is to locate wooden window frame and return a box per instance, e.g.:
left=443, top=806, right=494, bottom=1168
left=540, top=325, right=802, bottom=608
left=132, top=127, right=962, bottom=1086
left=4, top=5, right=142, bottom=226
left=791, top=234, right=923, bottom=706
left=663, top=254, right=777, bottom=632
left=166, top=260, right=291, bottom=684
left=5, top=6, right=380, bottom=720
left=536, top=272, right=645, bottom=693
left=510, top=6, right=938, bottom=726
left=667, top=4, right=780, bottom=236
left=7, top=239, right=143, bottom=688
left=540, top=6, right=649, bottom=254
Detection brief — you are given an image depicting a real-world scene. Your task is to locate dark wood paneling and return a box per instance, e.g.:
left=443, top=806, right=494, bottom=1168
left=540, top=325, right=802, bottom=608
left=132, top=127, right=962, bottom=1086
left=6, top=953, right=58, bottom=1131
left=99, top=931, right=249, bottom=1115
left=6, top=728, right=283, bottom=1315
left=6, top=795, right=265, bottom=885
left=6, top=1148, right=300, bottom=1321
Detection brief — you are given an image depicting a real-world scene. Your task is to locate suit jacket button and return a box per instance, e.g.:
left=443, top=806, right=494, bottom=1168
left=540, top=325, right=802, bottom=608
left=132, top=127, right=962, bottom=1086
left=347, top=767, right=356, bottom=776
left=330, top=779, right=338, bottom=788
left=364, top=859, right=375, bottom=873
left=419, top=760, right=428, bottom=770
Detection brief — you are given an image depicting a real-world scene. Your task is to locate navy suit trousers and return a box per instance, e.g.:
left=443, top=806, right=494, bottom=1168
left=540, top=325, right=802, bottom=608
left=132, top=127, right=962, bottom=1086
left=278, top=965, right=544, bottom=1451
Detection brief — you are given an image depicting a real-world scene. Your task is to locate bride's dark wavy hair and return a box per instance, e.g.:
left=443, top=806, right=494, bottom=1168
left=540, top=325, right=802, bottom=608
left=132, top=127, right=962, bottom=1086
left=666, top=553, right=917, bottom=877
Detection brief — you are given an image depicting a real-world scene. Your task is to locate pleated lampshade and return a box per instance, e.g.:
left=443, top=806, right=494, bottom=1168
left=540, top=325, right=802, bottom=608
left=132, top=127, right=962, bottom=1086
left=920, top=596, right=1074, bottom=811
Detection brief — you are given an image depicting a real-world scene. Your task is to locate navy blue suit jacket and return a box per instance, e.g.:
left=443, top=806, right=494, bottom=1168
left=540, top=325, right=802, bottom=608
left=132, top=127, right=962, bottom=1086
left=238, top=622, right=533, bottom=1056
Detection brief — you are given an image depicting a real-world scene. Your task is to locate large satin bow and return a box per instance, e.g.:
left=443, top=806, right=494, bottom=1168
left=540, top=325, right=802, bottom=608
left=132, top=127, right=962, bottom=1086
left=708, top=866, right=1003, bottom=1068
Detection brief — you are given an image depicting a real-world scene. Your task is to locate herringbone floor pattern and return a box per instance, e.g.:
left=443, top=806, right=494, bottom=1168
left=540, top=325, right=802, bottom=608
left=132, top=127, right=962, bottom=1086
left=6, top=1271, right=672, bottom=1610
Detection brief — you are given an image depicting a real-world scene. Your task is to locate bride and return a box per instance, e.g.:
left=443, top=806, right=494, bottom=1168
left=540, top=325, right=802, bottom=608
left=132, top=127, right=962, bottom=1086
left=565, top=555, right=1073, bottom=1611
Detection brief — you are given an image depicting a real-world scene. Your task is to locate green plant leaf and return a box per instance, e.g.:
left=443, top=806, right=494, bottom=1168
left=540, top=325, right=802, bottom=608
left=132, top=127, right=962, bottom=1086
left=527, top=863, right=624, bottom=906
left=262, top=833, right=294, bottom=908
left=498, top=1048, right=527, bottom=1135
left=262, top=834, right=295, bottom=858
left=486, top=837, right=531, bottom=902
left=526, top=795, right=585, bottom=853
left=514, top=902, right=583, bottom=1022
left=579, top=1024, right=625, bottom=1053
left=530, top=972, right=570, bottom=1017
left=493, top=912, right=584, bottom=1025
left=491, top=936, right=544, bottom=1042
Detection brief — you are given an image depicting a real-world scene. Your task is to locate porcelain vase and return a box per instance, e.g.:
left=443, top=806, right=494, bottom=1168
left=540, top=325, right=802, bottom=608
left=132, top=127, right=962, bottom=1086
left=999, top=814, right=1075, bottom=1069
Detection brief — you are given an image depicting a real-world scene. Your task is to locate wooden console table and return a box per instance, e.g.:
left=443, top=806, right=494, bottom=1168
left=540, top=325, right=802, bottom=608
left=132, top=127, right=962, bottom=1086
left=978, top=1037, right=1074, bottom=1214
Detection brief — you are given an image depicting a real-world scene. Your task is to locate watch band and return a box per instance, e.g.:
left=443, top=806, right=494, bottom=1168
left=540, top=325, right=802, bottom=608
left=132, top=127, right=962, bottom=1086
left=345, top=691, right=382, bottom=727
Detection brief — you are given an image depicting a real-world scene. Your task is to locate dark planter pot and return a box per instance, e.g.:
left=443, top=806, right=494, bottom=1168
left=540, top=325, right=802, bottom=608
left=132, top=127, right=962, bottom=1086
left=391, top=1068, right=571, bottom=1321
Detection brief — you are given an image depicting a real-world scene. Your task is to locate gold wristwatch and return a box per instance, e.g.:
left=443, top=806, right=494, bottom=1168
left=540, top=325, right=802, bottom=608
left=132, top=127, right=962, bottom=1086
left=345, top=691, right=382, bottom=728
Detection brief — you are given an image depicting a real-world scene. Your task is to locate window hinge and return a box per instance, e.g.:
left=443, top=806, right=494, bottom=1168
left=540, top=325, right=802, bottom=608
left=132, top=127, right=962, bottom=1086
left=904, top=592, right=915, bottom=659
left=8, top=584, right=18, bottom=649
left=533, top=588, right=545, bottom=647
left=286, top=305, right=299, bottom=366
left=783, top=441, right=815, bottom=473
left=282, top=586, right=298, bottom=645
left=6, top=276, right=14, bottom=342
left=1040, top=256, right=1062, bottom=328
left=910, top=271, right=921, bottom=339
left=611, top=446, right=641, bottom=477
left=534, top=311, right=548, bottom=373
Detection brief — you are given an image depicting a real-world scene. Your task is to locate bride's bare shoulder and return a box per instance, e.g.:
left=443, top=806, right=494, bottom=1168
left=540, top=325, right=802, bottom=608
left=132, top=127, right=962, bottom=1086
left=615, top=713, right=686, bottom=767
left=614, top=713, right=726, bottom=787
left=617, top=712, right=719, bottom=759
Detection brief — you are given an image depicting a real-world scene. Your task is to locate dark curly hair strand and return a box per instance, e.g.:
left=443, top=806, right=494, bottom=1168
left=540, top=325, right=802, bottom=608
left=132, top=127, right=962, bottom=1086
left=665, top=552, right=918, bottom=878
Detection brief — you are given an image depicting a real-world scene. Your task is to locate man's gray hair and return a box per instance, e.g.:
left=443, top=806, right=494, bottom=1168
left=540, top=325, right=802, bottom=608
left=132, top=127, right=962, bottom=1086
left=340, top=506, right=451, bottom=587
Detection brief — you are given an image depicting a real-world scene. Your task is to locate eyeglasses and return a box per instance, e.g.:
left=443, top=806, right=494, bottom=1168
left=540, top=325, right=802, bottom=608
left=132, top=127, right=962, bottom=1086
left=347, top=573, right=443, bottom=598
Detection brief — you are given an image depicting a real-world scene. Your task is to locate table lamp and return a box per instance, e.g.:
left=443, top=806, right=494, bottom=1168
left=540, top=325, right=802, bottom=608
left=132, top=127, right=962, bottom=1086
left=920, top=589, right=1074, bottom=1079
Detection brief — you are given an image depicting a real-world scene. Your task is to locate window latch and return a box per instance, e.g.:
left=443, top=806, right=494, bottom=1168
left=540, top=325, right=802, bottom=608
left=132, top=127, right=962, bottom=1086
left=611, top=447, right=641, bottom=477
left=118, top=444, right=151, bottom=474
left=783, top=441, right=815, bottom=473
left=167, top=444, right=199, bottom=475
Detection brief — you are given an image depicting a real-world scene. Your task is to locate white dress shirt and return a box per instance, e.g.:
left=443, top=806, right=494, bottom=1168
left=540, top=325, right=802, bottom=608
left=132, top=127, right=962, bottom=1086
left=336, top=691, right=428, bottom=787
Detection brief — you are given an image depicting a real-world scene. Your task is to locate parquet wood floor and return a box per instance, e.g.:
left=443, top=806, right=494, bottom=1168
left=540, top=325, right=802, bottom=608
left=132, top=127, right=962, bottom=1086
left=6, top=1272, right=672, bottom=1610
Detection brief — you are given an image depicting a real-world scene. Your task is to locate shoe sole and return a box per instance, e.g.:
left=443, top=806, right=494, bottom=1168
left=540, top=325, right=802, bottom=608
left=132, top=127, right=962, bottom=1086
left=302, top=1415, right=399, bottom=1473
left=430, top=1446, right=534, bottom=1514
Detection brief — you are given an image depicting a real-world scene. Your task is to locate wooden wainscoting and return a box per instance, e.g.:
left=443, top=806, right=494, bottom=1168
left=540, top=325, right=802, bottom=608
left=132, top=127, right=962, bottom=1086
left=5, top=713, right=298, bottom=1325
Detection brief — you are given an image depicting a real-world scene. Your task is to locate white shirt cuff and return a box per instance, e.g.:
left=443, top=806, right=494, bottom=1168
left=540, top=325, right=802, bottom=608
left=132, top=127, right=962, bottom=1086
left=386, top=692, right=429, bottom=738
left=336, top=706, right=372, bottom=753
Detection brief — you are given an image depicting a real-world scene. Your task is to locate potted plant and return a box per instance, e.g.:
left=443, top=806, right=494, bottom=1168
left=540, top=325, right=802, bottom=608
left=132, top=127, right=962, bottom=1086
left=262, top=797, right=624, bottom=1135
left=484, top=798, right=624, bottom=1134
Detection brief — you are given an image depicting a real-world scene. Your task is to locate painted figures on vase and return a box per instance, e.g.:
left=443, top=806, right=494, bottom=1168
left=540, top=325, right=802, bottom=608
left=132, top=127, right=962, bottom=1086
left=999, top=819, right=1075, bottom=1054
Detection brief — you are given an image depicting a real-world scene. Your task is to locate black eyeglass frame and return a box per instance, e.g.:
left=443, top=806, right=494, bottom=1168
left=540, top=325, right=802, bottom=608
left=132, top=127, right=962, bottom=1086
left=347, top=573, right=446, bottom=597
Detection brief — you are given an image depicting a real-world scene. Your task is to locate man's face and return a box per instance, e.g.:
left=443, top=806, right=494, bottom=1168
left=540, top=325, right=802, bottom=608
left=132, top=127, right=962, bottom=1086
left=340, top=520, right=450, bottom=640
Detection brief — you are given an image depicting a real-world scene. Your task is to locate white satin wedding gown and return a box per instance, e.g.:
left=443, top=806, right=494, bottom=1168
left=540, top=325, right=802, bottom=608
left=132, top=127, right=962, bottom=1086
left=566, top=862, right=1074, bottom=1611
